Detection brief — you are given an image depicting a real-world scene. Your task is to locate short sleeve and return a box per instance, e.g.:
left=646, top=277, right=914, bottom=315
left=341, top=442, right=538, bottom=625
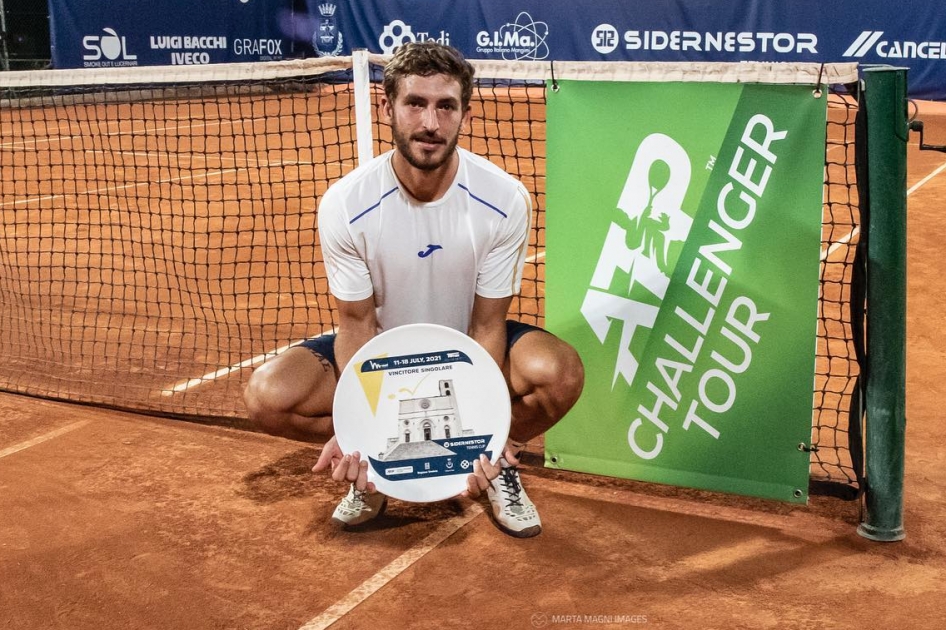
left=475, top=184, right=532, bottom=298
left=318, top=187, right=374, bottom=301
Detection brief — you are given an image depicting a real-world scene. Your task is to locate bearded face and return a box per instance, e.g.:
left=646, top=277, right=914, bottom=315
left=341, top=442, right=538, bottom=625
left=385, top=74, right=468, bottom=172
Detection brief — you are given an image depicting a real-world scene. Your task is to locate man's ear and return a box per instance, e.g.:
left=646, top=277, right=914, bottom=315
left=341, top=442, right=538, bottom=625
left=380, top=95, right=393, bottom=123
left=461, top=105, right=472, bottom=133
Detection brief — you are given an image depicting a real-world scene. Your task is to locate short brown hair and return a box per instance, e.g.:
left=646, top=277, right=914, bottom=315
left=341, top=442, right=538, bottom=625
left=382, top=41, right=475, bottom=109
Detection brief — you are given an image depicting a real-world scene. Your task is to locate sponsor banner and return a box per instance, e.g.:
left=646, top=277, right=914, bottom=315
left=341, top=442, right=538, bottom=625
left=545, top=80, right=825, bottom=503
left=50, top=0, right=946, bottom=99
left=49, top=0, right=290, bottom=68
left=325, top=1, right=549, bottom=59
left=573, top=0, right=945, bottom=99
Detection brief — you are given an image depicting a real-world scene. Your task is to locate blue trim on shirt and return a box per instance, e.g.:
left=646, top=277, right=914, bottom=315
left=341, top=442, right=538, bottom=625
left=458, top=183, right=508, bottom=218
left=350, top=187, right=399, bottom=224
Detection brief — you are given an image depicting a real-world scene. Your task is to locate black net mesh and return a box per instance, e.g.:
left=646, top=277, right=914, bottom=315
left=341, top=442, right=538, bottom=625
left=0, top=61, right=861, bottom=494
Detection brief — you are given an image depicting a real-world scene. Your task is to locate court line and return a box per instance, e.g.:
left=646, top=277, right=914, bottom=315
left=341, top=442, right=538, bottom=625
left=908, top=159, right=946, bottom=195
left=0, top=120, right=230, bottom=151
left=0, top=421, right=91, bottom=460
left=162, top=249, right=548, bottom=395
left=161, top=328, right=336, bottom=395
left=822, top=157, right=946, bottom=260
left=301, top=466, right=844, bottom=630
left=822, top=227, right=859, bottom=261
left=0, top=167, right=238, bottom=209
left=1, top=113, right=345, bottom=151
left=89, top=150, right=323, bottom=172
left=0, top=155, right=315, bottom=210
left=297, top=504, right=484, bottom=630
left=160, top=344, right=294, bottom=395
left=540, top=476, right=850, bottom=543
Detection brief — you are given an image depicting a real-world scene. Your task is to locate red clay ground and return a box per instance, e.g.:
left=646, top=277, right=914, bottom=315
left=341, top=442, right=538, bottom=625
left=1, top=110, right=945, bottom=630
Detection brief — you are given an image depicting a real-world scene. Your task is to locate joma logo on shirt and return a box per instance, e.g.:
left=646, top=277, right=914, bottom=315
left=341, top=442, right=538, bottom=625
left=417, top=244, right=443, bottom=258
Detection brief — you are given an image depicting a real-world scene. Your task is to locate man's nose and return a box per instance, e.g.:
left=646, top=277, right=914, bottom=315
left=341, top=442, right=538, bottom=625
left=421, top=105, right=440, bottom=131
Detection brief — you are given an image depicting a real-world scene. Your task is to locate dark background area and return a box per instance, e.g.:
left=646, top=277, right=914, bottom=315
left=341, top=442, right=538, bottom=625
left=1, top=0, right=50, bottom=69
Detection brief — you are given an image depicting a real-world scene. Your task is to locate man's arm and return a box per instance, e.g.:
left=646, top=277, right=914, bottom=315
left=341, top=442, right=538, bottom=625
left=333, top=295, right=378, bottom=372
left=468, top=293, right=513, bottom=371
left=312, top=295, right=378, bottom=491
left=463, top=293, right=516, bottom=499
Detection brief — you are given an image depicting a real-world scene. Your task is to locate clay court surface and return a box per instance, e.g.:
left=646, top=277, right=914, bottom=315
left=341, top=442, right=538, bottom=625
left=2, top=105, right=946, bottom=629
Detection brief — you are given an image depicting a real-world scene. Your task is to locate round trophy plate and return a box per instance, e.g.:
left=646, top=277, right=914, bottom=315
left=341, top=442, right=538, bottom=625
left=333, top=323, right=511, bottom=503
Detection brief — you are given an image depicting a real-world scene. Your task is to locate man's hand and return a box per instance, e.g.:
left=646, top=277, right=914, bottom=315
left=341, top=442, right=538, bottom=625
left=462, top=444, right=521, bottom=499
left=312, top=435, right=375, bottom=493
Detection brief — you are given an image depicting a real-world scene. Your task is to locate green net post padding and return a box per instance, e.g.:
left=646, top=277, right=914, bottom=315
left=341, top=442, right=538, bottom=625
left=857, top=66, right=908, bottom=542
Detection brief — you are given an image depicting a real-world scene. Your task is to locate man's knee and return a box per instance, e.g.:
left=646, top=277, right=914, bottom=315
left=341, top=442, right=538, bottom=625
left=515, top=337, right=585, bottom=416
left=243, top=366, right=286, bottom=433
left=548, top=344, right=584, bottom=413
left=243, top=348, right=336, bottom=436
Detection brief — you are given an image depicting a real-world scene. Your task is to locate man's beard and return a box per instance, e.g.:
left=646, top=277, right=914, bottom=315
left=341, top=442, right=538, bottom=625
left=392, top=124, right=460, bottom=172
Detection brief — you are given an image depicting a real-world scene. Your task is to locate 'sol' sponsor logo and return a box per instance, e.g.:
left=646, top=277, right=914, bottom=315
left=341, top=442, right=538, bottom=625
left=82, top=28, right=138, bottom=66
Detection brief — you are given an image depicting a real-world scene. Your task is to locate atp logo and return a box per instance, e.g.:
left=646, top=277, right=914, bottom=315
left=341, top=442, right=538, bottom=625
left=418, top=244, right=443, bottom=258
left=581, top=134, right=694, bottom=389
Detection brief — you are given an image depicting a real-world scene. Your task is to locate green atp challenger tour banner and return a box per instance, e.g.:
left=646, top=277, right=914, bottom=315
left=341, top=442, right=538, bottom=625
left=545, top=80, right=826, bottom=503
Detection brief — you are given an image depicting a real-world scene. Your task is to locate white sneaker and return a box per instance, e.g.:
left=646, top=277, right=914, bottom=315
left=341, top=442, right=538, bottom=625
left=487, top=459, right=542, bottom=538
left=331, top=484, right=387, bottom=527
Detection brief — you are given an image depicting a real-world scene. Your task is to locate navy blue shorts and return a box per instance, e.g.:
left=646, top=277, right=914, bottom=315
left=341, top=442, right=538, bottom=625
left=298, top=320, right=544, bottom=369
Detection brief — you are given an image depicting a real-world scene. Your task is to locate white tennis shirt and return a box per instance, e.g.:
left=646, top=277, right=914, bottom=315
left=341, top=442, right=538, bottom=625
left=318, top=148, right=532, bottom=333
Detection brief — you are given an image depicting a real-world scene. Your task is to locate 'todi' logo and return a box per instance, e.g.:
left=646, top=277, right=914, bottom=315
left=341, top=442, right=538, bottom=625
left=83, top=28, right=138, bottom=66
left=378, top=20, right=452, bottom=55
left=379, top=20, right=416, bottom=54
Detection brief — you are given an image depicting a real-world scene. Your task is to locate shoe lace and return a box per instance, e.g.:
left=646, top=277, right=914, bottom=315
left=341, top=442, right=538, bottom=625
left=350, top=488, right=370, bottom=506
left=498, top=467, right=524, bottom=507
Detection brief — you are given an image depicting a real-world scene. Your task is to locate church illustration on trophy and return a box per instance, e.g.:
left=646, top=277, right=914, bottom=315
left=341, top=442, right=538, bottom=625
left=378, top=379, right=475, bottom=462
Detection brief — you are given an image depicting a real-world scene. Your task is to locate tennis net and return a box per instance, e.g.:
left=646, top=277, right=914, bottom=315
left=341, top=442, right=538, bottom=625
left=0, top=56, right=861, bottom=494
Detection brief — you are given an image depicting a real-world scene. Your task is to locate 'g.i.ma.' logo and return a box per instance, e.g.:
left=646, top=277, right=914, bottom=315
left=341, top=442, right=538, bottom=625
left=475, top=12, right=549, bottom=60
left=580, top=134, right=694, bottom=389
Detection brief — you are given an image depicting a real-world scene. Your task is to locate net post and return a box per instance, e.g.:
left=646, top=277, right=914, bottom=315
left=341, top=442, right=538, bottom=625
left=857, top=66, right=908, bottom=542
left=352, top=48, right=374, bottom=165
